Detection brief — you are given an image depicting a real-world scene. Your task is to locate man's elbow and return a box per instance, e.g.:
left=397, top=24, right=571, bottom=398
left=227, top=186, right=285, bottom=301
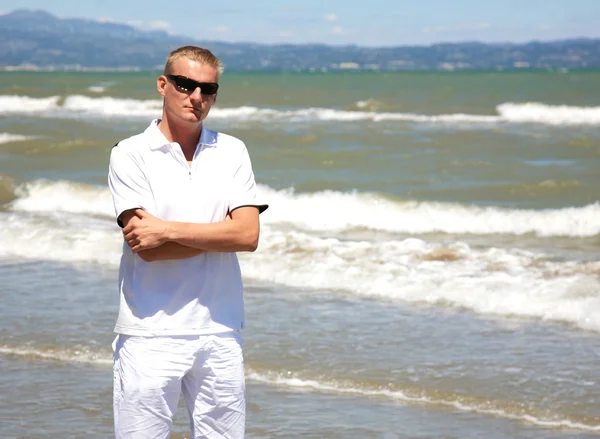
left=241, top=231, right=259, bottom=252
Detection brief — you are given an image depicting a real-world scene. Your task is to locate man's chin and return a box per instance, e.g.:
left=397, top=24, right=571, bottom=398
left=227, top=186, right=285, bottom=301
left=181, top=112, right=204, bottom=124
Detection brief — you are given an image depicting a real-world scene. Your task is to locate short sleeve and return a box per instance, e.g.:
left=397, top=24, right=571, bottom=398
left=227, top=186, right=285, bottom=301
left=229, top=144, right=268, bottom=214
left=108, top=145, right=156, bottom=227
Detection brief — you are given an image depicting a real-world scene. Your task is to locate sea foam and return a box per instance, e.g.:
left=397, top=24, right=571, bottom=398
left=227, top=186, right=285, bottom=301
left=246, top=370, right=600, bottom=432
left=1, top=94, right=599, bottom=126
left=2, top=344, right=598, bottom=432
left=0, top=133, right=37, bottom=144
left=3, top=179, right=600, bottom=332
left=7, top=179, right=600, bottom=238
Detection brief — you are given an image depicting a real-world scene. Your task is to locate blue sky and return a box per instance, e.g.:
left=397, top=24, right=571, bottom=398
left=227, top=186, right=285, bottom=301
left=2, top=0, right=599, bottom=47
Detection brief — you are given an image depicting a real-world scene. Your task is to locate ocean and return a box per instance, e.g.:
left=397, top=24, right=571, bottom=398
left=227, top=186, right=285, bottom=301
left=1, top=69, right=599, bottom=439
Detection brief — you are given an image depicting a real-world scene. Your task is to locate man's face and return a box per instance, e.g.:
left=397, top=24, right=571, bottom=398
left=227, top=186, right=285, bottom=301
left=157, top=57, right=219, bottom=125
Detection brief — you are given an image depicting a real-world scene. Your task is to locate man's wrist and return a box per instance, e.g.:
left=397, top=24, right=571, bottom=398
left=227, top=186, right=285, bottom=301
left=164, top=221, right=177, bottom=242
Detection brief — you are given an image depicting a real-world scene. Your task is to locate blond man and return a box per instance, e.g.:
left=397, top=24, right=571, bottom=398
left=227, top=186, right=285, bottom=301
left=108, top=46, right=267, bottom=439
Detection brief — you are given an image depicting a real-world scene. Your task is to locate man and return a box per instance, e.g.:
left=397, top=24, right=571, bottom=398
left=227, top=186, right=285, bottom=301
left=107, top=46, right=267, bottom=439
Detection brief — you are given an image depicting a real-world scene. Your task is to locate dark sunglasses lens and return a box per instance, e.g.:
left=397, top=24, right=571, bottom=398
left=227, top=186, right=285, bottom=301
left=201, top=83, right=218, bottom=95
left=175, top=77, right=197, bottom=91
left=171, top=76, right=218, bottom=95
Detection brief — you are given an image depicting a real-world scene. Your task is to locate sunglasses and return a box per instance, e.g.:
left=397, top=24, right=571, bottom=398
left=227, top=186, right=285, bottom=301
left=165, top=74, right=219, bottom=95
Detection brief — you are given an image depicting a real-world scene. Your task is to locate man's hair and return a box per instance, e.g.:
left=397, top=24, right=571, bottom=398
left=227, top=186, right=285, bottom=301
left=163, top=46, right=224, bottom=76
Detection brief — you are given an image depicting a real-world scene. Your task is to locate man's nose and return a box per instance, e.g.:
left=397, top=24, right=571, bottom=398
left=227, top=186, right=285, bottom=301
left=189, top=87, right=203, bottom=100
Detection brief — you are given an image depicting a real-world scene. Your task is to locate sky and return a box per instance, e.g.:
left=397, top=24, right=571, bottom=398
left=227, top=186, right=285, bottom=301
left=2, top=0, right=600, bottom=47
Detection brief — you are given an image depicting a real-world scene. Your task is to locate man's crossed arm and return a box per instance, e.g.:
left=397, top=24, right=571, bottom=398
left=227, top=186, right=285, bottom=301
left=119, top=207, right=260, bottom=262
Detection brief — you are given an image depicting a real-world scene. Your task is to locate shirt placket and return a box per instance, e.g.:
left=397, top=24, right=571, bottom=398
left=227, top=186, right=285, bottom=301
left=169, top=142, right=194, bottom=180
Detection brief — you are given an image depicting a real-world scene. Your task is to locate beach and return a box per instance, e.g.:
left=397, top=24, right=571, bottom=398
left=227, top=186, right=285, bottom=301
left=1, top=70, right=599, bottom=438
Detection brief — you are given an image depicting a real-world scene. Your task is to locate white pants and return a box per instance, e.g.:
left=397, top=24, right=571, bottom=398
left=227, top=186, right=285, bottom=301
left=113, top=333, right=245, bottom=439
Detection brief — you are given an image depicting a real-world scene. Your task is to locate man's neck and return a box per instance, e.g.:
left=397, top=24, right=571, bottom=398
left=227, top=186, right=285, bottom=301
left=157, top=117, right=202, bottom=159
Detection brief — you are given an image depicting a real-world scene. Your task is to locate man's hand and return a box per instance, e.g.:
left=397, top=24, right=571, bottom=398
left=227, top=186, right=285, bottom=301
left=123, top=210, right=171, bottom=253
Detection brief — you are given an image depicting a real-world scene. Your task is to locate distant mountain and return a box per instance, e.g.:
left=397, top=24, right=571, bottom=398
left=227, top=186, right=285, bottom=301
left=1, top=9, right=599, bottom=71
left=1, top=9, right=167, bottom=39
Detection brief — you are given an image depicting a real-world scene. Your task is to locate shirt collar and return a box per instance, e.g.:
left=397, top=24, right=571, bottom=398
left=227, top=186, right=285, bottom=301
left=145, top=119, right=217, bottom=150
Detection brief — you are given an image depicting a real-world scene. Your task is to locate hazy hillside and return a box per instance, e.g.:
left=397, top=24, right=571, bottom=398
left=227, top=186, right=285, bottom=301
left=1, top=9, right=599, bottom=71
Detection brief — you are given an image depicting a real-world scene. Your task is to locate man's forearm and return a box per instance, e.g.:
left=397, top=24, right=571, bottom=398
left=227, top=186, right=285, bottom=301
left=165, top=219, right=258, bottom=253
left=122, top=207, right=260, bottom=254
left=137, top=241, right=205, bottom=262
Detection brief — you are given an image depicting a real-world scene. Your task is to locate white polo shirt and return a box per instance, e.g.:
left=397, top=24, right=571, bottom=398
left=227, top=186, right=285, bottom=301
left=108, top=119, right=266, bottom=336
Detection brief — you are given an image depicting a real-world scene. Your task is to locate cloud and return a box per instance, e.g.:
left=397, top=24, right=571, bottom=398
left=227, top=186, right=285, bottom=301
left=127, top=20, right=171, bottom=32
left=97, top=17, right=115, bottom=23
left=324, top=13, right=338, bottom=22
left=279, top=30, right=295, bottom=37
left=213, top=25, right=229, bottom=33
left=422, top=22, right=491, bottom=33
left=148, top=20, right=171, bottom=31
left=330, top=26, right=344, bottom=35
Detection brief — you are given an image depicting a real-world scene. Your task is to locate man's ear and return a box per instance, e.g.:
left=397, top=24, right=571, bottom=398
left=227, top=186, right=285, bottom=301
left=157, top=75, right=167, bottom=97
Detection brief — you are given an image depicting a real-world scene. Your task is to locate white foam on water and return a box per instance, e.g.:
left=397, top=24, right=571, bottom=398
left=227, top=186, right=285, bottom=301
left=0, top=133, right=37, bottom=144
left=4, top=180, right=120, bottom=264
left=8, top=180, right=600, bottom=238
left=2, top=344, right=597, bottom=432
left=10, top=179, right=114, bottom=217
left=3, top=212, right=599, bottom=332
left=0, top=95, right=60, bottom=113
left=222, top=102, right=600, bottom=126
left=498, top=102, right=600, bottom=125
left=353, top=98, right=387, bottom=111
left=0, top=346, right=112, bottom=366
left=259, top=186, right=600, bottom=238
left=0, top=211, right=122, bottom=265
left=207, top=105, right=499, bottom=123
left=62, top=95, right=163, bottom=117
left=4, top=179, right=599, bottom=331
left=87, top=82, right=116, bottom=93
left=242, top=228, right=600, bottom=332
left=210, top=103, right=600, bottom=125
left=246, top=371, right=600, bottom=432
left=1, top=94, right=599, bottom=126
left=355, top=99, right=377, bottom=109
